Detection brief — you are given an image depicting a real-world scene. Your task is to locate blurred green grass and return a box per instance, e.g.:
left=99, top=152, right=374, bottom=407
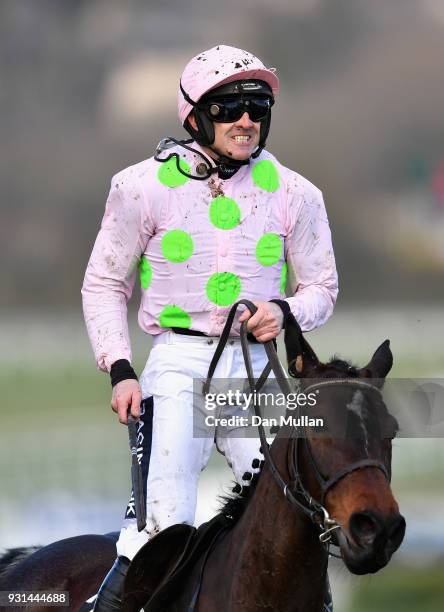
left=2, top=365, right=111, bottom=428
left=350, top=564, right=444, bottom=612
left=0, top=365, right=131, bottom=499
left=1, top=355, right=439, bottom=429
left=2, top=364, right=443, bottom=508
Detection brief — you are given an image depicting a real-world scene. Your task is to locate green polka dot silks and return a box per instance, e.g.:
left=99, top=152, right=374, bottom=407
left=139, top=256, right=152, bottom=289
left=256, top=233, right=282, bottom=266
left=280, top=262, right=287, bottom=294
left=252, top=160, right=279, bottom=192
left=83, top=141, right=338, bottom=367
left=161, top=230, right=194, bottom=262
left=159, top=305, right=192, bottom=328
left=158, top=157, right=190, bottom=188
left=206, top=272, right=241, bottom=306
left=209, top=196, right=241, bottom=229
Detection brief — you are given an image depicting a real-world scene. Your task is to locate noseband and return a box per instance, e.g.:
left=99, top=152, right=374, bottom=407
left=203, top=300, right=391, bottom=553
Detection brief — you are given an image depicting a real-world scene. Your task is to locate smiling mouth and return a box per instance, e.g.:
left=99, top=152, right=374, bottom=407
left=231, top=135, right=252, bottom=143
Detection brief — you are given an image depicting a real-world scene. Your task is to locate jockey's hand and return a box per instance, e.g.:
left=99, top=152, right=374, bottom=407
left=111, top=379, right=142, bottom=425
left=238, top=301, right=284, bottom=342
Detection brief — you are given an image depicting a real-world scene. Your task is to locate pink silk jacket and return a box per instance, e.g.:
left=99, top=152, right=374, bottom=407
left=82, top=143, right=338, bottom=372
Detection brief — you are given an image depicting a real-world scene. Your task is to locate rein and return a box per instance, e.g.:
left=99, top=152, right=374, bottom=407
left=203, top=300, right=390, bottom=554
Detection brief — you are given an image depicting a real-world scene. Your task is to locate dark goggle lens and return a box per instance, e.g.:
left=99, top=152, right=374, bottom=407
left=203, top=97, right=272, bottom=123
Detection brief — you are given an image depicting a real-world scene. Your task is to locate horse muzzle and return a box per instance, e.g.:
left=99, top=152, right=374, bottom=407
left=337, top=510, right=406, bottom=575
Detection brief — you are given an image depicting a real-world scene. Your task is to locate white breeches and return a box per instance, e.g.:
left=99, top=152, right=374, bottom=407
left=116, top=331, right=269, bottom=560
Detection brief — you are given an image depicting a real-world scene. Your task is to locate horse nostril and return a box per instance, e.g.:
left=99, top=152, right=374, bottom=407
left=349, top=511, right=380, bottom=546
left=387, top=514, right=406, bottom=547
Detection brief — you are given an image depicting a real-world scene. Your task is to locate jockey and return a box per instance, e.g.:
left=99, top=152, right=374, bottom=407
left=82, top=44, right=338, bottom=610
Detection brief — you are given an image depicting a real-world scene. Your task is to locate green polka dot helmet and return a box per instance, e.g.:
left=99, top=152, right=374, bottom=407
left=178, top=45, right=279, bottom=154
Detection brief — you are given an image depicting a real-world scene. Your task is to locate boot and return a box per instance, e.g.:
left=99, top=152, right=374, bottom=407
left=93, top=556, right=130, bottom=611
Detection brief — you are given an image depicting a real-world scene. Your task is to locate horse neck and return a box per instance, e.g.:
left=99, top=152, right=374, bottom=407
left=226, top=434, right=328, bottom=611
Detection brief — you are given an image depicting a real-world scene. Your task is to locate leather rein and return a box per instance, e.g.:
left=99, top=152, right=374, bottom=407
left=203, top=300, right=390, bottom=554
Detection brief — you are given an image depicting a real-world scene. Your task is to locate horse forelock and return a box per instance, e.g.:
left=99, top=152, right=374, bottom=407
left=323, top=356, right=360, bottom=377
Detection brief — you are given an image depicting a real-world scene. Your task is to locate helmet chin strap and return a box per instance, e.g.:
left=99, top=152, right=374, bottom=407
left=208, top=145, right=252, bottom=167
left=207, top=140, right=265, bottom=175
left=155, top=137, right=261, bottom=182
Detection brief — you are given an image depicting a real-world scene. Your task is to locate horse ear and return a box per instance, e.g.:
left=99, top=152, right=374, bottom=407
left=284, top=313, right=319, bottom=377
left=359, top=339, right=393, bottom=379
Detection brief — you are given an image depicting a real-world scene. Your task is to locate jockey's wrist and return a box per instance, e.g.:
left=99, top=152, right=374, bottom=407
left=269, top=299, right=291, bottom=327
left=110, top=359, right=138, bottom=387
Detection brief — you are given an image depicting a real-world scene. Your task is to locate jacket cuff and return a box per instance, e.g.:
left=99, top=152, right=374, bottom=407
left=110, top=359, right=138, bottom=387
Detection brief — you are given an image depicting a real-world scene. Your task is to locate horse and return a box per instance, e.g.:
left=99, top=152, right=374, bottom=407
left=0, top=335, right=405, bottom=611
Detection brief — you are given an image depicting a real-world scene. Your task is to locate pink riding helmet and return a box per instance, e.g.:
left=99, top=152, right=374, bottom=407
left=178, top=44, right=280, bottom=126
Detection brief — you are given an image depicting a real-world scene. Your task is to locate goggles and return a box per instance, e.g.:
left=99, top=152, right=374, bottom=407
left=198, top=95, right=274, bottom=124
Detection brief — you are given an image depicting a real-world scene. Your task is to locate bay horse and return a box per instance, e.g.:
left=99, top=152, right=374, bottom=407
left=0, top=332, right=405, bottom=611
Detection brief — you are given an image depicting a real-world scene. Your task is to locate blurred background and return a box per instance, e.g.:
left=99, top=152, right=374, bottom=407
left=1, top=0, right=443, bottom=609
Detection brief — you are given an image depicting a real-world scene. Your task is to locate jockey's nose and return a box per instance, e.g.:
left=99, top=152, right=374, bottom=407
left=236, top=112, right=254, bottom=128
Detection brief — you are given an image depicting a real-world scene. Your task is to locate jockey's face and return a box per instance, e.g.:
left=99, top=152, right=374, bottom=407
left=211, top=112, right=261, bottom=161
left=188, top=112, right=261, bottom=161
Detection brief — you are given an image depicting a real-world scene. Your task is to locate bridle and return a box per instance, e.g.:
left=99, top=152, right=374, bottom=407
left=203, top=300, right=391, bottom=555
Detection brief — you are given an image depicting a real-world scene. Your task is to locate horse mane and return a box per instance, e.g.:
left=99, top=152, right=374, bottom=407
left=218, top=354, right=361, bottom=525
left=219, top=469, right=263, bottom=523
left=0, top=547, right=40, bottom=579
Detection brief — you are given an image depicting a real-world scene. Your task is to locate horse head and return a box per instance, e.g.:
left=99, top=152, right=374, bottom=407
left=285, top=332, right=406, bottom=575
